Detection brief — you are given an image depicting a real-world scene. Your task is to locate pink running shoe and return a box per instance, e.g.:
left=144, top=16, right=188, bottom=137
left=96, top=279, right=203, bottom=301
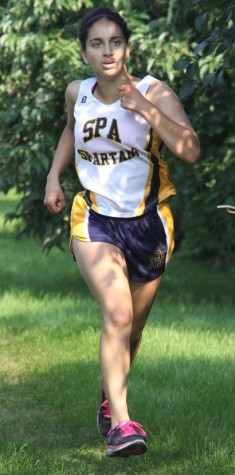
left=97, top=383, right=111, bottom=437
left=106, top=420, right=147, bottom=457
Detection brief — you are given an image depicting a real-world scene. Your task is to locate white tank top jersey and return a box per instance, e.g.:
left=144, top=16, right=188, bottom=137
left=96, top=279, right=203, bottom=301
left=74, top=75, right=176, bottom=218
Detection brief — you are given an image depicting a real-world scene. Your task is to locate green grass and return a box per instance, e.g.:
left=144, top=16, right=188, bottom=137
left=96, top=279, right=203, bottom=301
left=0, top=190, right=235, bottom=475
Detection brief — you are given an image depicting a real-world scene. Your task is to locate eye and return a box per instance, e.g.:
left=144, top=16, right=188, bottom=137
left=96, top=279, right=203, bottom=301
left=112, top=39, right=122, bottom=46
left=91, top=41, right=101, bottom=48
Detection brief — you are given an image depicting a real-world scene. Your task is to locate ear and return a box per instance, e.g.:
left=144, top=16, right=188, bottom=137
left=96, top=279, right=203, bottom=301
left=125, top=43, right=131, bottom=61
left=81, top=50, right=89, bottom=64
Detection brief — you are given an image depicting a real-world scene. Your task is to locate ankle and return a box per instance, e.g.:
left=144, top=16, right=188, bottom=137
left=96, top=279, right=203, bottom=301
left=111, top=417, right=130, bottom=430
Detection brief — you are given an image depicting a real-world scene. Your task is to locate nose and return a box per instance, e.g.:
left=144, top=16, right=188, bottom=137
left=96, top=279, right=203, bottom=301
left=103, top=42, right=113, bottom=56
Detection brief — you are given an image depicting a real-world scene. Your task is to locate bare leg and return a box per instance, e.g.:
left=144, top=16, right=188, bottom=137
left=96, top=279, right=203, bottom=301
left=129, top=277, right=162, bottom=362
left=72, top=238, right=133, bottom=429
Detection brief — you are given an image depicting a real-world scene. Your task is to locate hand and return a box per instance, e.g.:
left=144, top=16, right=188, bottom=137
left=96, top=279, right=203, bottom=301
left=44, top=179, right=66, bottom=214
left=118, top=84, right=148, bottom=113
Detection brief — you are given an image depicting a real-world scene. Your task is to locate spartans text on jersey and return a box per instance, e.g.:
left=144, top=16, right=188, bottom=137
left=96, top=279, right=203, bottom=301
left=77, top=147, right=139, bottom=165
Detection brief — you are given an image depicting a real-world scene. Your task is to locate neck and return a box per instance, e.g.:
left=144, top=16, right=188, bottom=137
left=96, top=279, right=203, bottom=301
left=94, top=68, right=133, bottom=104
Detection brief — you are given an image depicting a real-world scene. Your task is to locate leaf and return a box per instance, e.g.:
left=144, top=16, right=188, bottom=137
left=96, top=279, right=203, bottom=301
left=194, top=39, right=209, bottom=54
left=217, top=70, right=225, bottom=85
left=187, top=61, right=200, bottom=79
left=210, top=30, right=220, bottom=42
left=179, top=81, right=196, bottom=100
left=202, top=73, right=215, bottom=87
left=195, top=13, right=208, bottom=31
left=226, top=6, right=234, bottom=23
left=174, top=58, right=192, bottom=71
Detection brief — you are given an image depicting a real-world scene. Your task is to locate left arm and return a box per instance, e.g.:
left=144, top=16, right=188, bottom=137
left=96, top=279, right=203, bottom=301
left=119, top=81, right=200, bottom=164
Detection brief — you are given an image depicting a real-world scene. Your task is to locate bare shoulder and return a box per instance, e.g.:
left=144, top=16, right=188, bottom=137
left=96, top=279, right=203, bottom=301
left=147, top=79, right=179, bottom=103
left=65, top=80, right=82, bottom=128
left=65, top=80, right=82, bottom=105
left=147, top=78, right=194, bottom=129
left=147, top=79, right=181, bottom=110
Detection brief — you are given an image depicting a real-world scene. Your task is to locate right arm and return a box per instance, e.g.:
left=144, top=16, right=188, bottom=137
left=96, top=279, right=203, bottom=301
left=44, top=80, right=81, bottom=213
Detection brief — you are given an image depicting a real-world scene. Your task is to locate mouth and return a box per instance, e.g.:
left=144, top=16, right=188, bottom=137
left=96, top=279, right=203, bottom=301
left=102, top=61, right=115, bottom=69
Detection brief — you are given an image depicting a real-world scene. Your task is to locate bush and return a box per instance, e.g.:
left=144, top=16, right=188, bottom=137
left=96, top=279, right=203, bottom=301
left=0, top=0, right=234, bottom=265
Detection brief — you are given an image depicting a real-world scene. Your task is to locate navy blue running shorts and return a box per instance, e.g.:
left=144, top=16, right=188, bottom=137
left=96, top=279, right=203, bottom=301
left=70, top=192, right=174, bottom=282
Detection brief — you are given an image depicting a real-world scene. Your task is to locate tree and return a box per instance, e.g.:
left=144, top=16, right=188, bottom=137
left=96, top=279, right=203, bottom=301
left=0, top=0, right=90, bottom=249
left=173, top=0, right=235, bottom=264
left=0, top=0, right=234, bottom=265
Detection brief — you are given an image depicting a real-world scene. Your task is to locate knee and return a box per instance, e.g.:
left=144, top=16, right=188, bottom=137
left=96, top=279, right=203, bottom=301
left=103, top=305, right=132, bottom=333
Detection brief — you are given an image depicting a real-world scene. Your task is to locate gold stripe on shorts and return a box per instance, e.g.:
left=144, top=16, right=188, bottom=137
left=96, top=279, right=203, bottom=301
left=158, top=203, right=174, bottom=263
left=70, top=191, right=91, bottom=242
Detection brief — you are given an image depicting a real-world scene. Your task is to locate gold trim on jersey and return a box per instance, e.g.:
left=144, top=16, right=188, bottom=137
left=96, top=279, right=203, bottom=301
left=89, top=191, right=99, bottom=212
left=150, top=129, right=176, bottom=203
left=135, top=128, right=156, bottom=215
left=158, top=159, right=177, bottom=203
left=136, top=128, right=176, bottom=216
left=135, top=160, right=154, bottom=216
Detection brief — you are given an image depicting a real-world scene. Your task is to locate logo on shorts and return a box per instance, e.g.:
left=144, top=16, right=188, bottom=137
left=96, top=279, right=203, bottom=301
left=81, top=96, right=87, bottom=103
left=147, top=249, right=166, bottom=270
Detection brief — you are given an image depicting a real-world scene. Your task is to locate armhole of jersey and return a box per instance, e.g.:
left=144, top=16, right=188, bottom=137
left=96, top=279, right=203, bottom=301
left=137, top=75, right=157, bottom=97
left=74, top=77, right=97, bottom=107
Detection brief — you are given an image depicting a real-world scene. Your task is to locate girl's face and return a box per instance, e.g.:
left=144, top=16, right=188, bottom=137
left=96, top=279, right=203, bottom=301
left=82, top=18, right=130, bottom=79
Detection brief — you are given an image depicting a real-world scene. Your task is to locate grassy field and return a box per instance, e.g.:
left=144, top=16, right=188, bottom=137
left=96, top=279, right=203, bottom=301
left=0, top=191, right=234, bottom=475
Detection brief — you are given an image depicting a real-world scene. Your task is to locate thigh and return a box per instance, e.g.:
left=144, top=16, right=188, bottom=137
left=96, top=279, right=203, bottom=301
left=129, top=276, right=162, bottom=337
left=72, top=238, right=133, bottom=320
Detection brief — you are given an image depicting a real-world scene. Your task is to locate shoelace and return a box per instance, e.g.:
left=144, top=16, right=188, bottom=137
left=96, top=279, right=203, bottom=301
left=100, top=399, right=111, bottom=418
left=119, top=421, right=146, bottom=437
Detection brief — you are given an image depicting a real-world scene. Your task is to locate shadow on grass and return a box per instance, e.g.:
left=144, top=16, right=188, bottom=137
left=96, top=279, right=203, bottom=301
left=1, top=195, right=234, bottom=472
left=1, top=236, right=89, bottom=298
left=1, top=246, right=235, bottom=339
left=0, top=296, right=102, bottom=337
left=1, top=241, right=235, bottom=301
left=0, top=355, right=234, bottom=474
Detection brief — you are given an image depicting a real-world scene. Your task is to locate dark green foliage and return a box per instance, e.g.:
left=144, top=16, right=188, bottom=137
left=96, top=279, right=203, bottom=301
left=172, top=0, right=235, bottom=264
left=0, top=0, right=234, bottom=265
left=0, top=0, right=87, bottom=248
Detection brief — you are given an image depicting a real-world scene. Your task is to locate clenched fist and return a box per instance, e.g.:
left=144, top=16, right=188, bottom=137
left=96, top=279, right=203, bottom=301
left=44, top=179, right=66, bottom=214
left=118, top=84, right=148, bottom=114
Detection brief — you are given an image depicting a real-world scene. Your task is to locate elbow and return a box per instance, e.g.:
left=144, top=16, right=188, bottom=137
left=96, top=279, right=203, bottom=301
left=183, top=135, right=201, bottom=164
left=187, top=144, right=201, bottom=164
left=174, top=132, right=201, bottom=163
left=66, top=122, right=75, bottom=133
left=178, top=145, right=200, bottom=164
